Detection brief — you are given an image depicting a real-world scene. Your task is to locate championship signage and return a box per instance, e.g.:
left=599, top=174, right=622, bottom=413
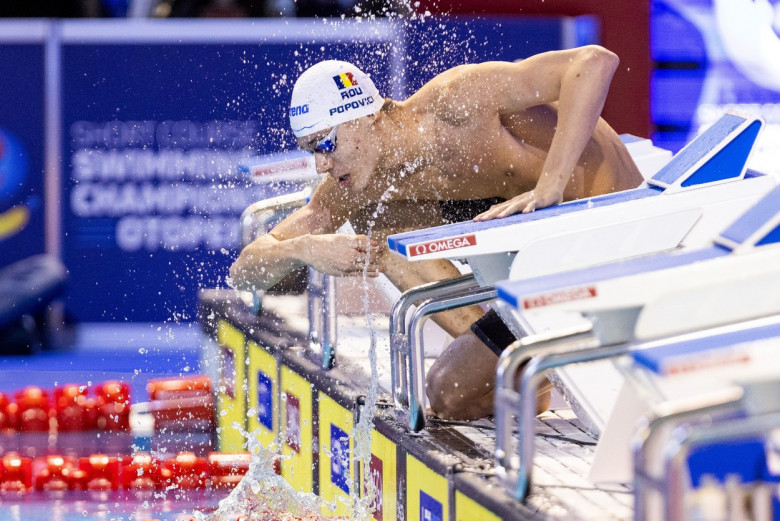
left=58, top=23, right=392, bottom=321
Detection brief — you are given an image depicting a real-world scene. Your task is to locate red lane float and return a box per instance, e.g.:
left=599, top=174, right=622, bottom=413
left=79, top=454, right=122, bottom=491
left=208, top=452, right=253, bottom=488
left=0, top=453, right=33, bottom=492
left=33, top=455, right=84, bottom=492
left=15, top=387, right=51, bottom=432
left=2, top=376, right=218, bottom=433
left=95, top=381, right=131, bottom=431
left=164, top=452, right=208, bottom=489
left=54, top=384, right=98, bottom=431
left=147, top=375, right=215, bottom=432
left=2, top=451, right=252, bottom=494
left=1, top=381, right=137, bottom=433
left=0, top=392, right=16, bottom=431
left=121, top=452, right=163, bottom=490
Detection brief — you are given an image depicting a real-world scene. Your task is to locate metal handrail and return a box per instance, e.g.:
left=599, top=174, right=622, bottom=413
left=663, top=407, right=780, bottom=521
left=237, top=186, right=314, bottom=314
left=389, top=275, right=480, bottom=408
left=406, top=286, right=498, bottom=431
left=494, top=323, right=597, bottom=468
left=632, top=389, right=744, bottom=521
left=493, top=326, right=600, bottom=498
left=237, top=183, right=338, bottom=369
left=494, top=305, right=645, bottom=494
left=239, top=187, right=314, bottom=248
left=498, top=311, right=780, bottom=501
left=308, top=268, right=337, bottom=370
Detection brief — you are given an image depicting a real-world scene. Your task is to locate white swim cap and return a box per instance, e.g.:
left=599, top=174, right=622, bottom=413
left=289, top=60, right=383, bottom=138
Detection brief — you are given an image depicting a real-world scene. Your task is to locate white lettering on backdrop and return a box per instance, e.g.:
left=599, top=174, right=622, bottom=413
left=68, top=119, right=261, bottom=252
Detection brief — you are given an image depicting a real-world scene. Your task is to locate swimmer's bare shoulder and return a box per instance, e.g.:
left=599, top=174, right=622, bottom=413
left=406, top=63, right=501, bottom=123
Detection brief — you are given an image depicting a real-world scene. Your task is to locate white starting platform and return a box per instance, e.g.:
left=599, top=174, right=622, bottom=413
left=386, top=111, right=777, bottom=437
left=498, top=180, right=780, bottom=341
left=493, top=182, right=780, bottom=504
left=627, top=316, right=780, bottom=521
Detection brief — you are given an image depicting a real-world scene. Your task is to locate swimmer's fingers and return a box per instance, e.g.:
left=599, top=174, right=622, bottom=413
left=307, top=234, right=382, bottom=277
left=345, top=269, right=381, bottom=278
left=473, top=202, right=507, bottom=221
left=474, top=193, right=534, bottom=221
left=349, top=237, right=382, bottom=267
left=521, top=198, right=537, bottom=214
left=474, top=188, right=563, bottom=220
left=352, top=235, right=378, bottom=252
left=345, top=258, right=382, bottom=277
left=347, top=246, right=383, bottom=274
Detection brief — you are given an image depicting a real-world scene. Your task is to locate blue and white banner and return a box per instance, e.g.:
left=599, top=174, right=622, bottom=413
left=59, top=21, right=393, bottom=321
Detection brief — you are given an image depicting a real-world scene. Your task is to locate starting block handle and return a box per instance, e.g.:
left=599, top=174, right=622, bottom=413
left=389, top=274, right=479, bottom=408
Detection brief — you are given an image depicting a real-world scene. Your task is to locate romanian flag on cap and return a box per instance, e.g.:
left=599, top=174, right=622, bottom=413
left=333, top=72, right=357, bottom=89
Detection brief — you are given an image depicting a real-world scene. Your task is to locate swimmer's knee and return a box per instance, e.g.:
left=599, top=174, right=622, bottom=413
left=425, top=353, right=493, bottom=420
left=425, top=359, right=452, bottom=417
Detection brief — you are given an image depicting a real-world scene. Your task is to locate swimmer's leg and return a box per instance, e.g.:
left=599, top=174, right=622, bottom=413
left=426, top=311, right=552, bottom=421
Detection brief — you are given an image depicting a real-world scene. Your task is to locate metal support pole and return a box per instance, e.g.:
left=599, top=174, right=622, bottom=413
left=406, top=286, right=498, bottom=431
left=389, top=275, right=479, bottom=408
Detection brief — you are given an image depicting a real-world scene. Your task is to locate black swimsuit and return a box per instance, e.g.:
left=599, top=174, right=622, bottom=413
left=438, top=197, right=518, bottom=356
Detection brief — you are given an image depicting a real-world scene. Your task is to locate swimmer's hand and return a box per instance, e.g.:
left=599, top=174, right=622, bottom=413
left=300, top=233, right=383, bottom=277
left=473, top=188, right=563, bottom=221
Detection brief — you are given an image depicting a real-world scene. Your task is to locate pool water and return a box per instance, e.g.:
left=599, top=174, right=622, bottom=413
left=0, top=323, right=225, bottom=521
left=0, top=490, right=222, bottom=521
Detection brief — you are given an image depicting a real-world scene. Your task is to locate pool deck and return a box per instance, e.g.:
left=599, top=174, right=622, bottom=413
left=202, top=292, right=635, bottom=520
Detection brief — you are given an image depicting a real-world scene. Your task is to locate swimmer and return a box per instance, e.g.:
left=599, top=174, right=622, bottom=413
left=231, top=46, right=644, bottom=421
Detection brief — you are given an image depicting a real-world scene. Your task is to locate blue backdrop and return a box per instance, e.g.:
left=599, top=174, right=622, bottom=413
left=652, top=0, right=780, bottom=167
left=0, top=38, right=46, bottom=268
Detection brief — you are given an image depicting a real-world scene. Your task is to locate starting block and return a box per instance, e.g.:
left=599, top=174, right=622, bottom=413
left=389, top=113, right=770, bottom=288
left=494, top=181, right=780, bottom=498
left=626, top=317, right=780, bottom=520
left=626, top=316, right=780, bottom=520
left=386, top=112, right=775, bottom=431
left=498, top=181, right=780, bottom=343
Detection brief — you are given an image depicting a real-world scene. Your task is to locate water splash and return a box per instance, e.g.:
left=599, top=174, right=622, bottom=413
left=205, top=1, right=491, bottom=518
left=351, top=180, right=400, bottom=520
left=198, top=425, right=329, bottom=521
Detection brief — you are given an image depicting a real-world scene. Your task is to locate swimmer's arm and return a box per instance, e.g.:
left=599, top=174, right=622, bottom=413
left=473, top=45, right=619, bottom=218
left=229, top=182, right=378, bottom=292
